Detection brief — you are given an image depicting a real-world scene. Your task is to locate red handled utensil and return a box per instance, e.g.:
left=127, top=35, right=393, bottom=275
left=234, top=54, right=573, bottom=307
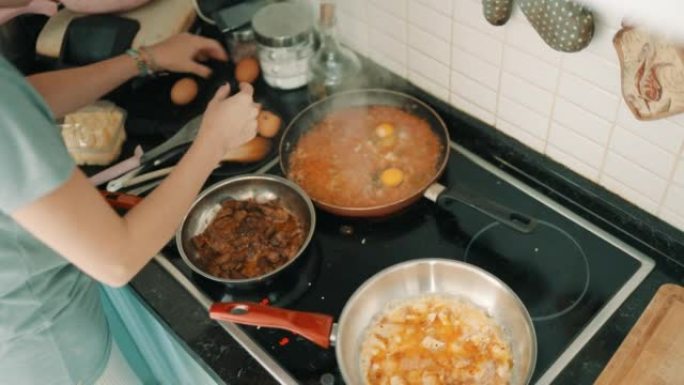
left=99, top=190, right=143, bottom=210
left=210, top=302, right=334, bottom=348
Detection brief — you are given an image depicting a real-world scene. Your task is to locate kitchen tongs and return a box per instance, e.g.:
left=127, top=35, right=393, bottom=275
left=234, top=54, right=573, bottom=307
left=140, top=114, right=203, bottom=166
left=106, top=115, right=202, bottom=191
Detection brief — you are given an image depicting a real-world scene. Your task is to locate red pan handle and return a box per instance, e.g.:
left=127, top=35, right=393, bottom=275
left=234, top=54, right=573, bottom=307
left=100, top=190, right=143, bottom=210
left=209, top=302, right=334, bottom=348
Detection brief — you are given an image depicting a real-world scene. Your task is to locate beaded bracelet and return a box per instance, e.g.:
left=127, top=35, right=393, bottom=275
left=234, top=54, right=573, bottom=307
left=139, top=46, right=159, bottom=73
left=125, top=48, right=155, bottom=77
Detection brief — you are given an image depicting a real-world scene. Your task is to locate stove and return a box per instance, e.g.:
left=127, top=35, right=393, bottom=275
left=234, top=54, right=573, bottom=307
left=160, top=142, right=653, bottom=385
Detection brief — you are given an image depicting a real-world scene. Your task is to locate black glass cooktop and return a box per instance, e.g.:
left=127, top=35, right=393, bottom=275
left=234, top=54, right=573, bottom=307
left=165, top=144, right=652, bottom=385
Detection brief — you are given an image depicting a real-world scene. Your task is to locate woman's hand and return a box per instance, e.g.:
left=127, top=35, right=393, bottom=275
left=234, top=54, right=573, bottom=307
left=199, top=82, right=259, bottom=161
left=146, top=33, right=228, bottom=78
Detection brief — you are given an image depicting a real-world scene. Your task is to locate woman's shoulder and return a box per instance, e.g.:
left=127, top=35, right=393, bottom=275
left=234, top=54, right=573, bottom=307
left=0, top=56, right=74, bottom=214
left=0, top=56, right=49, bottom=112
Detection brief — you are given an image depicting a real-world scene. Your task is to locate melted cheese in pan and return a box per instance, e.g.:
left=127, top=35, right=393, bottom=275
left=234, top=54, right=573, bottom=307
left=360, top=295, right=512, bottom=385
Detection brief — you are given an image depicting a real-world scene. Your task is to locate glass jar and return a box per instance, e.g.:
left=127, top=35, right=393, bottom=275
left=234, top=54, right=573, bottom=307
left=227, top=27, right=258, bottom=63
left=252, top=2, right=314, bottom=90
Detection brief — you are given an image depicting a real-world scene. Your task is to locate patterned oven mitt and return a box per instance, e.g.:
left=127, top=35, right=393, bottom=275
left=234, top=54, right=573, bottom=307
left=483, top=0, right=513, bottom=26
left=482, top=0, right=594, bottom=53
left=518, top=0, right=594, bottom=52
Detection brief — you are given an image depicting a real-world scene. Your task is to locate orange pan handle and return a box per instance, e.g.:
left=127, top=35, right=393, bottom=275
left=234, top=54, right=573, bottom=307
left=210, top=302, right=334, bottom=348
left=99, top=190, right=143, bottom=210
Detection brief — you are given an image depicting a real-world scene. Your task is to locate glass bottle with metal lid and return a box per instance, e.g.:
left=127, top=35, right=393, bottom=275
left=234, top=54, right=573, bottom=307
left=252, top=2, right=314, bottom=90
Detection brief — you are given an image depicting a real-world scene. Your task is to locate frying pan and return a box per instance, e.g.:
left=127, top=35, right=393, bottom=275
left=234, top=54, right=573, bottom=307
left=279, top=89, right=537, bottom=233
left=210, top=258, right=537, bottom=384
left=176, top=174, right=316, bottom=291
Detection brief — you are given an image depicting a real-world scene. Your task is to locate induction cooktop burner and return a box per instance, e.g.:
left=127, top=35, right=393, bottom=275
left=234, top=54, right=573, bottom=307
left=162, top=142, right=654, bottom=385
left=464, top=221, right=590, bottom=322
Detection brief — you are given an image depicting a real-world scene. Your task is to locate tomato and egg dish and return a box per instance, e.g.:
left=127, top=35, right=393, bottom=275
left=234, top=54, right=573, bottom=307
left=287, top=106, right=443, bottom=208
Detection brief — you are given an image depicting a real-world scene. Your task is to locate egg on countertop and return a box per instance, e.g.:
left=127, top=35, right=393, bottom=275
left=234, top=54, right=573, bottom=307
left=235, top=57, right=260, bottom=84
left=257, top=110, right=282, bottom=138
left=170, top=77, right=198, bottom=106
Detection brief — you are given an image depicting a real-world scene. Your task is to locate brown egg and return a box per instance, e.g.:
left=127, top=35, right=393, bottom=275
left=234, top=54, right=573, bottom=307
left=235, top=57, right=260, bottom=84
left=170, top=77, right=198, bottom=106
left=257, top=110, right=282, bottom=138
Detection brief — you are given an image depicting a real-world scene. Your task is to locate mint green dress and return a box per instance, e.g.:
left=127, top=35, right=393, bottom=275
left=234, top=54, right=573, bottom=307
left=0, top=56, right=110, bottom=384
left=0, top=56, right=221, bottom=385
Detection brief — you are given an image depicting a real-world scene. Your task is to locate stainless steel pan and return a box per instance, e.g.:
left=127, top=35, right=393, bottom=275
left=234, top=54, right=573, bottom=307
left=176, top=174, right=316, bottom=290
left=210, top=258, right=537, bottom=384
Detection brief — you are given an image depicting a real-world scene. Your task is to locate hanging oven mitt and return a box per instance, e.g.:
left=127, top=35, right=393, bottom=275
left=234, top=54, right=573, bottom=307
left=614, top=26, right=684, bottom=120
left=517, top=0, right=594, bottom=52
left=482, top=0, right=513, bottom=26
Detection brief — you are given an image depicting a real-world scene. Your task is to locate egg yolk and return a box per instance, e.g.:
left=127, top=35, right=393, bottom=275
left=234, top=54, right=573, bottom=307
left=375, top=123, right=395, bottom=138
left=377, top=135, right=397, bottom=149
left=380, top=168, right=404, bottom=187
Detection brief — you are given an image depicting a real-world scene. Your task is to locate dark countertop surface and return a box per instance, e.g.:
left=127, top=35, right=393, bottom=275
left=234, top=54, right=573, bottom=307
left=114, top=53, right=684, bottom=384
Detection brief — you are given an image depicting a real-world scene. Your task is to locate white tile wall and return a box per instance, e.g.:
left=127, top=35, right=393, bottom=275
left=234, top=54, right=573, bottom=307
left=545, top=144, right=601, bottom=181
left=408, top=1, right=452, bottom=38
left=409, top=71, right=450, bottom=100
left=369, top=0, right=407, bottom=19
left=408, top=25, right=451, bottom=65
left=450, top=93, right=496, bottom=125
left=504, top=17, right=562, bottom=66
left=496, top=118, right=546, bottom=153
left=548, top=122, right=605, bottom=168
left=503, top=46, right=559, bottom=91
left=552, top=98, right=612, bottom=145
left=451, top=47, right=500, bottom=90
left=602, top=152, right=669, bottom=200
left=600, top=176, right=660, bottom=214
left=561, top=50, right=621, bottom=94
left=499, top=72, right=554, bottom=115
left=663, top=185, right=684, bottom=217
left=674, top=159, right=684, bottom=186
left=609, top=126, right=677, bottom=178
left=335, top=0, right=684, bottom=232
left=417, top=0, right=453, bottom=15
left=367, top=4, right=407, bottom=41
left=557, top=73, right=620, bottom=121
left=660, top=210, right=684, bottom=231
left=451, top=71, right=497, bottom=113
left=408, top=48, right=450, bottom=85
left=453, top=23, right=503, bottom=65
left=497, top=96, right=549, bottom=139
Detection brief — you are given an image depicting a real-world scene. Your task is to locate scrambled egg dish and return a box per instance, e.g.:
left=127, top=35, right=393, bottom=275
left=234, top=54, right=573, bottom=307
left=361, top=295, right=512, bottom=385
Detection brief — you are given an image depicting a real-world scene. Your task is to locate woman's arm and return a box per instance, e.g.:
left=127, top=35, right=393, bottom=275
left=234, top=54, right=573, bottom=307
left=10, top=83, right=258, bottom=287
left=27, top=33, right=227, bottom=118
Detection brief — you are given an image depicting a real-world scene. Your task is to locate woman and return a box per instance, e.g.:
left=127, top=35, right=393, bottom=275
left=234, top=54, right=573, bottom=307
left=0, top=10, right=259, bottom=385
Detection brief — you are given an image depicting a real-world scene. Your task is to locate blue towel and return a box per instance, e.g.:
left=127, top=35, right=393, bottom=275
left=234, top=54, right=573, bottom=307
left=99, top=285, right=222, bottom=385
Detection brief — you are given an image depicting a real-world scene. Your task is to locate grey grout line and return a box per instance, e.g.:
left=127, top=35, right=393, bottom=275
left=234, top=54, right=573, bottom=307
left=655, top=143, right=684, bottom=215
left=492, top=21, right=507, bottom=129
left=596, top=124, right=615, bottom=184
left=448, top=0, right=455, bottom=99
left=542, top=53, right=565, bottom=155
left=404, top=0, right=409, bottom=78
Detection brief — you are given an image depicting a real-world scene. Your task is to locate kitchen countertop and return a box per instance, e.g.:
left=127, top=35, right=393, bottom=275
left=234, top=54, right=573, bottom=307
left=115, top=53, right=684, bottom=384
